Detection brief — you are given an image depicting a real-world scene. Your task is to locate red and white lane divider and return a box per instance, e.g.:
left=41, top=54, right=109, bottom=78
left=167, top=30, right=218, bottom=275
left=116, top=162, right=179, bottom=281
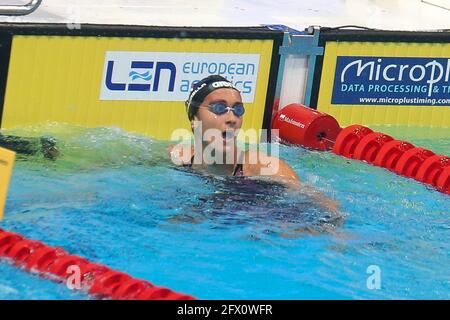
left=0, top=228, right=195, bottom=300
left=272, top=103, right=450, bottom=195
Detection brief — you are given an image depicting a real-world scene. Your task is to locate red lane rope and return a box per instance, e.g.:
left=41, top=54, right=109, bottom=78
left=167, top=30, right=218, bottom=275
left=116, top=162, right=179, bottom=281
left=272, top=104, right=450, bottom=195
left=0, top=228, right=195, bottom=300
left=331, top=124, right=450, bottom=195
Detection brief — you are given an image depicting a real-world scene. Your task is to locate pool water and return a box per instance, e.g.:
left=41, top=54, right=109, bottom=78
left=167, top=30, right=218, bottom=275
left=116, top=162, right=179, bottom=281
left=0, top=123, right=449, bottom=299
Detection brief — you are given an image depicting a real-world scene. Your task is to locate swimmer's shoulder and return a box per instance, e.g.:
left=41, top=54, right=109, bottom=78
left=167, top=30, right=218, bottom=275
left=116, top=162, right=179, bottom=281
left=242, top=149, right=300, bottom=186
left=167, top=144, right=194, bottom=166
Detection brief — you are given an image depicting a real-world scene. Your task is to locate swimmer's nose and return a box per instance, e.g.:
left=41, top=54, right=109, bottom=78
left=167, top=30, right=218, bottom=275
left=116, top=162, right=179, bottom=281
left=224, top=110, right=238, bottom=127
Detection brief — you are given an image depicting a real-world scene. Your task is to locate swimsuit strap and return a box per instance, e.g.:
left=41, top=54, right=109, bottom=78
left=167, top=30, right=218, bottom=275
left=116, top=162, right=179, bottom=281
left=232, top=151, right=244, bottom=176
left=232, top=163, right=244, bottom=176
left=184, top=152, right=244, bottom=176
left=182, top=154, right=195, bottom=168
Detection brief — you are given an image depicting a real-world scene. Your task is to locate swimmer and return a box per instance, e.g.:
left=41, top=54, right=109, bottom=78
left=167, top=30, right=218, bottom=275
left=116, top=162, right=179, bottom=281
left=168, top=75, right=339, bottom=212
left=0, top=134, right=59, bottom=160
left=169, top=75, right=299, bottom=183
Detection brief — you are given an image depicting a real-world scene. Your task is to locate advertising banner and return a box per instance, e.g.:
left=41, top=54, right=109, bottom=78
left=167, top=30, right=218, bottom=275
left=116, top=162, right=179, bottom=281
left=100, top=51, right=260, bottom=103
left=1, top=33, right=277, bottom=140
left=332, top=56, right=450, bottom=106
left=317, top=41, right=450, bottom=128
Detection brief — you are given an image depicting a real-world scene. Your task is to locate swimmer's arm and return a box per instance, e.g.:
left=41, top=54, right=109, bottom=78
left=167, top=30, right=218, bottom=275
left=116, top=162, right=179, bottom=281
left=243, top=151, right=300, bottom=188
left=300, top=185, right=340, bottom=213
left=267, top=158, right=301, bottom=189
left=265, top=156, right=339, bottom=212
left=244, top=151, right=339, bottom=211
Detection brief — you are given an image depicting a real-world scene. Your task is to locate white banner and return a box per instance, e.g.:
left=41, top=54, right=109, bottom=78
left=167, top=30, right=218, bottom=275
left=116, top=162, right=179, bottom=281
left=100, top=51, right=261, bottom=102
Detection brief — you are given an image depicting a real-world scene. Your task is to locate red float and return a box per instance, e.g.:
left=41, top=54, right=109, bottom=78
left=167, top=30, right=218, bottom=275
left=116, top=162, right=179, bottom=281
left=0, top=229, right=194, bottom=300
left=48, top=255, right=89, bottom=278
left=353, top=132, right=394, bottom=163
left=394, top=148, right=435, bottom=178
left=0, top=231, right=23, bottom=255
left=79, top=263, right=111, bottom=287
left=436, top=166, right=450, bottom=195
left=112, top=279, right=153, bottom=300
left=416, top=155, right=450, bottom=186
left=272, top=103, right=341, bottom=150
left=89, top=270, right=132, bottom=297
left=25, top=246, right=67, bottom=273
left=332, top=125, right=373, bottom=158
left=269, top=104, right=449, bottom=195
left=5, top=240, right=44, bottom=264
left=373, top=140, right=415, bottom=170
left=136, top=286, right=175, bottom=300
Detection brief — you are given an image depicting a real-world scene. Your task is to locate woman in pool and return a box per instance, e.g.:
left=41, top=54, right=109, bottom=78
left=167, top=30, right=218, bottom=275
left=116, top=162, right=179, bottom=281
left=169, top=75, right=299, bottom=185
left=168, top=75, right=339, bottom=212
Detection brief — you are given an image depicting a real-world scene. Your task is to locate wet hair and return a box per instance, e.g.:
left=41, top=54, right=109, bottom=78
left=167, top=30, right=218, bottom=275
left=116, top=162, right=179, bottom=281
left=185, top=75, right=240, bottom=121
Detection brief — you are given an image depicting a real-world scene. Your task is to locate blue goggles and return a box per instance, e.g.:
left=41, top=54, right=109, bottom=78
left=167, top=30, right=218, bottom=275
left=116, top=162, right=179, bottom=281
left=206, top=102, right=245, bottom=117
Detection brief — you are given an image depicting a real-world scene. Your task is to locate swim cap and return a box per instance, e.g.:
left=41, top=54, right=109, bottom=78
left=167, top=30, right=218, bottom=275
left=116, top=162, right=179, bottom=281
left=185, top=75, right=240, bottom=121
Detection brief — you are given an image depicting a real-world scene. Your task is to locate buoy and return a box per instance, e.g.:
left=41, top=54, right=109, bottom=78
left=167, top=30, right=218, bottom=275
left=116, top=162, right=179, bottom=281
left=272, top=103, right=341, bottom=150
left=394, top=148, right=435, bottom=178
left=416, top=155, right=450, bottom=186
left=25, top=246, right=67, bottom=272
left=436, top=166, right=450, bottom=194
left=0, top=231, right=23, bottom=255
left=270, top=105, right=449, bottom=195
left=5, top=240, right=44, bottom=265
left=89, top=270, right=132, bottom=297
left=332, top=125, right=373, bottom=158
left=112, top=279, right=154, bottom=300
left=48, top=255, right=89, bottom=278
left=353, top=132, right=394, bottom=163
left=373, top=140, right=415, bottom=170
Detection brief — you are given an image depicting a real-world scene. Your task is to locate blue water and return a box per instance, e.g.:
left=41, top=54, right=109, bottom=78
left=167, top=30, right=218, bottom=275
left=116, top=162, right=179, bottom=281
left=0, top=124, right=449, bottom=299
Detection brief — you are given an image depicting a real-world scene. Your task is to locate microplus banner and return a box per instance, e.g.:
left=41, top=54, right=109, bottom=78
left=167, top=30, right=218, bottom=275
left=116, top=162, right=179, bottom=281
left=331, top=56, right=450, bottom=106
left=100, top=51, right=260, bottom=102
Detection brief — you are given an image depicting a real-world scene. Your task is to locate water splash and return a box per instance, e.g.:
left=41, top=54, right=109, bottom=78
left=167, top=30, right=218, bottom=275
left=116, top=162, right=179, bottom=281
left=2, top=122, right=171, bottom=171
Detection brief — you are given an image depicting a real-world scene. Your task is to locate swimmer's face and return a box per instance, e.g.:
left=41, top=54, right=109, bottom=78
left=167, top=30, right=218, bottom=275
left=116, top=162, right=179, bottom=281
left=192, top=88, right=243, bottom=153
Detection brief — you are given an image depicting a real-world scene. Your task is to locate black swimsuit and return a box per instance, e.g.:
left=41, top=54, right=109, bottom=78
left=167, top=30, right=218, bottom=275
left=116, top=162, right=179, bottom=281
left=184, top=153, right=244, bottom=177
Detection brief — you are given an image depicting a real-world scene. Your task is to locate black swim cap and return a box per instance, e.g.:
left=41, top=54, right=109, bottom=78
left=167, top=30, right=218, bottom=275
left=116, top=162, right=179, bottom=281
left=185, top=75, right=240, bottom=121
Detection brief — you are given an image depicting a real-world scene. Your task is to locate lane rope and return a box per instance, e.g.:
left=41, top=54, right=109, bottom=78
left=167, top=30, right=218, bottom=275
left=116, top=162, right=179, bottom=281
left=272, top=103, right=449, bottom=195
left=0, top=228, right=195, bottom=300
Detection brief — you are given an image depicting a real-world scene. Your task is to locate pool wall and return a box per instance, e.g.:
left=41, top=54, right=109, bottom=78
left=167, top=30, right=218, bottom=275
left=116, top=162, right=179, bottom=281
left=0, top=24, right=283, bottom=141
left=0, top=24, right=448, bottom=143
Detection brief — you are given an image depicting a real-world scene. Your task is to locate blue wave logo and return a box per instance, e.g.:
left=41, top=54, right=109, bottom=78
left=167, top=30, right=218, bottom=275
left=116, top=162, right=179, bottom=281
left=129, top=71, right=152, bottom=81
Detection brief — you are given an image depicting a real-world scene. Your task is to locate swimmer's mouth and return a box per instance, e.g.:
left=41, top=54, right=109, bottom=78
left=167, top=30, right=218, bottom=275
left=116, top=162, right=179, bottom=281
left=222, top=130, right=235, bottom=141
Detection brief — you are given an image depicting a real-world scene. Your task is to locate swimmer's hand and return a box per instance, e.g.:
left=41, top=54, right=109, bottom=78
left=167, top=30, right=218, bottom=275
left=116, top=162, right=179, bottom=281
left=277, top=179, right=339, bottom=213
left=300, top=185, right=340, bottom=213
left=242, top=150, right=339, bottom=212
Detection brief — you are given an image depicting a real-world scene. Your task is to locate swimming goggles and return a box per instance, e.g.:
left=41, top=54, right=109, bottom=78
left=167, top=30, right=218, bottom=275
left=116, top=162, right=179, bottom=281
left=204, top=102, right=245, bottom=117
